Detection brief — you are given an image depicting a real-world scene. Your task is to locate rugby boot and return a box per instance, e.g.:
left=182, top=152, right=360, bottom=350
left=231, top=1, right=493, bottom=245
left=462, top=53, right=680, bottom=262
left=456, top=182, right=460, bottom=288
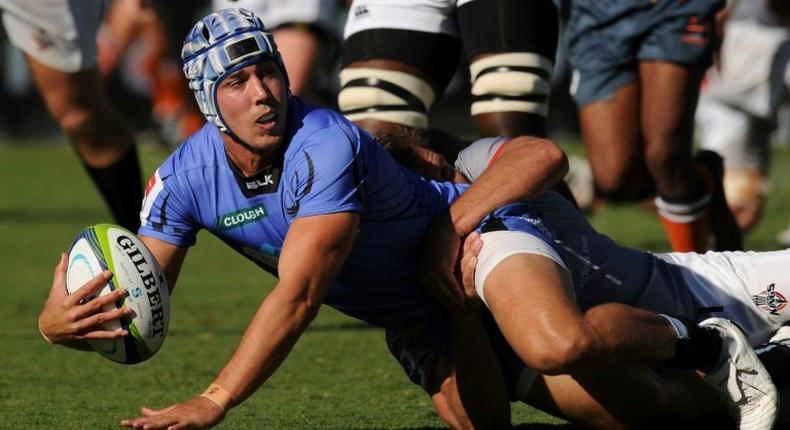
left=695, top=150, right=743, bottom=251
left=701, top=318, right=778, bottom=430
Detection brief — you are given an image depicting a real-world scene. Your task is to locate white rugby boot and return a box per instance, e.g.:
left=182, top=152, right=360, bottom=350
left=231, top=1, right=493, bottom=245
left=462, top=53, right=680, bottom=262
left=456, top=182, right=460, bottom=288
left=701, top=318, right=778, bottom=430
left=756, top=325, right=790, bottom=426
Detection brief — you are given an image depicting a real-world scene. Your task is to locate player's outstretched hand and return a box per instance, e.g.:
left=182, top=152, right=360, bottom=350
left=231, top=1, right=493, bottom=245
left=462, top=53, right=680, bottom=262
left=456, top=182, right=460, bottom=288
left=418, top=212, right=467, bottom=313
left=459, top=232, right=484, bottom=312
left=120, top=396, right=225, bottom=430
left=38, top=253, right=132, bottom=345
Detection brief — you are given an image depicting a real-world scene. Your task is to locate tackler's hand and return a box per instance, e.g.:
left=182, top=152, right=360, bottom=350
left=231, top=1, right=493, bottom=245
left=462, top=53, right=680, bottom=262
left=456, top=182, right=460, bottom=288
left=418, top=212, right=467, bottom=313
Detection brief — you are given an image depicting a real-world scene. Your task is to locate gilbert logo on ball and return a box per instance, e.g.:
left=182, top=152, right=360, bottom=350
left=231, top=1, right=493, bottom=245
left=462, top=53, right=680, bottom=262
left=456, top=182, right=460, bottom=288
left=66, top=224, right=170, bottom=364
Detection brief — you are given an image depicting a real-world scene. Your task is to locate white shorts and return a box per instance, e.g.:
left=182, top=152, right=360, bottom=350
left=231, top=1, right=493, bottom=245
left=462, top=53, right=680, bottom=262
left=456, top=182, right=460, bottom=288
left=0, top=0, right=105, bottom=73
left=696, top=21, right=790, bottom=170
left=477, top=228, right=790, bottom=346
left=344, top=0, right=476, bottom=38
left=696, top=96, right=770, bottom=170
left=698, top=21, right=790, bottom=119
left=655, top=250, right=790, bottom=345
left=212, top=0, right=341, bottom=35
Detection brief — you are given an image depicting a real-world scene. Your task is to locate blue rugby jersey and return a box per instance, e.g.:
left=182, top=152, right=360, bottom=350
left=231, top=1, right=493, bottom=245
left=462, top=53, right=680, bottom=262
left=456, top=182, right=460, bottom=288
left=139, top=97, right=466, bottom=327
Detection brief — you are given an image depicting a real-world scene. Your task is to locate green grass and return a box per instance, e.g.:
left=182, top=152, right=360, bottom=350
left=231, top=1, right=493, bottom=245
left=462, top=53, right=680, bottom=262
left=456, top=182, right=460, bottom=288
left=0, top=140, right=568, bottom=429
left=1, top=137, right=789, bottom=429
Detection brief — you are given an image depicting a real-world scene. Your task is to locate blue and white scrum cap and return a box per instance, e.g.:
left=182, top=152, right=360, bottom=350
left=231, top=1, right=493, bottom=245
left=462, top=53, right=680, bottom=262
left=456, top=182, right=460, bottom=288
left=181, top=8, right=289, bottom=132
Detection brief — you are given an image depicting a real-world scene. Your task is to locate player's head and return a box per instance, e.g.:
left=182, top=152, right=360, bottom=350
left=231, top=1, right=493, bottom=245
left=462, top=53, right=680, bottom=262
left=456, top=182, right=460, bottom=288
left=182, top=8, right=289, bottom=135
left=376, top=127, right=466, bottom=183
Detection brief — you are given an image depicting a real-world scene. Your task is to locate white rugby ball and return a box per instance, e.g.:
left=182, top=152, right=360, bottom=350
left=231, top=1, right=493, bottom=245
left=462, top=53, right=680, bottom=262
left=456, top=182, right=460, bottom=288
left=66, top=224, right=170, bottom=364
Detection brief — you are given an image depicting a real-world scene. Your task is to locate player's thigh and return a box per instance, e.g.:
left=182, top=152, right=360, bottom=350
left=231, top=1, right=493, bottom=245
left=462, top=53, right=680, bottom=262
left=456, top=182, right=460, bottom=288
left=577, top=83, right=651, bottom=199
left=639, top=61, right=703, bottom=152
left=339, top=0, right=461, bottom=130
left=24, top=57, right=106, bottom=125
left=481, top=251, right=585, bottom=370
left=457, top=0, right=558, bottom=137
left=524, top=365, right=728, bottom=430
left=0, top=0, right=104, bottom=73
left=271, top=27, right=320, bottom=94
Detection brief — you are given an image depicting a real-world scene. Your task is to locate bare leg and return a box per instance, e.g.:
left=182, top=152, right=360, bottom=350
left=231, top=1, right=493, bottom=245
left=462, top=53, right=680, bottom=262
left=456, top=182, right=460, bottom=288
left=483, top=254, right=680, bottom=374
left=525, top=366, right=730, bottom=429
left=640, top=61, right=741, bottom=251
left=26, top=56, right=142, bottom=230
left=273, top=27, right=321, bottom=101
left=578, top=82, right=655, bottom=201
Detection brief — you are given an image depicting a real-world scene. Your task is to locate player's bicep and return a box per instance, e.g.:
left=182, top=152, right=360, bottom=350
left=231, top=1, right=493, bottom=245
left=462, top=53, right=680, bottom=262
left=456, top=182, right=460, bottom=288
left=140, top=235, right=187, bottom=293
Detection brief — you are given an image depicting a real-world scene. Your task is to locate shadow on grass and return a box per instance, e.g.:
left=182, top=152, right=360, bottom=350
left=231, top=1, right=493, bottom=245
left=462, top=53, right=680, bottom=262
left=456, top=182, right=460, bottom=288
left=359, top=425, right=580, bottom=430
left=165, top=321, right=378, bottom=337
left=0, top=208, right=106, bottom=224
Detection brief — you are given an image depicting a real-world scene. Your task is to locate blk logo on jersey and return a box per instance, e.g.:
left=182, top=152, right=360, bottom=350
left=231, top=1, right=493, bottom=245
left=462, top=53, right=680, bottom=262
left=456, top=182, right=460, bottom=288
left=215, top=204, right=268, bottom=231
left=752, top=283, right=787, bottom=316
left=231, top=163, right=281, bottom=197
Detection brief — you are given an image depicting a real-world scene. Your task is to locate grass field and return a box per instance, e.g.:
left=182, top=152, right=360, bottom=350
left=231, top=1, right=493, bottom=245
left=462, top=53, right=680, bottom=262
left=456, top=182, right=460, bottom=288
left=1, top=136, right=789, bottom=429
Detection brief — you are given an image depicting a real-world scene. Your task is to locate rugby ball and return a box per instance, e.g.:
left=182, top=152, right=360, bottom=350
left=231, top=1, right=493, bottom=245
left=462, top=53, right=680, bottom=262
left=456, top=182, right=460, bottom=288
left=66, top=224, right=170, bottom=364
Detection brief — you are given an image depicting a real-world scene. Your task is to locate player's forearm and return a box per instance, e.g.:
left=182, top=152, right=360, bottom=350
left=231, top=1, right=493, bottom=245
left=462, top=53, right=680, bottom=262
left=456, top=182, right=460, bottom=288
left=451, top=313, right=512, bottom=428
left=449, top=137, right=568, bottom=235
left=212, top=290, right=321, bottom=408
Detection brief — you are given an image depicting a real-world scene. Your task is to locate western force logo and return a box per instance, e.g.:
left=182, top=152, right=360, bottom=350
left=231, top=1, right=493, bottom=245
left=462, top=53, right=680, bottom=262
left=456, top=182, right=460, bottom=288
left=752, top=283, right=787, bottom=316
left=215, top=204, right=267, bottom=230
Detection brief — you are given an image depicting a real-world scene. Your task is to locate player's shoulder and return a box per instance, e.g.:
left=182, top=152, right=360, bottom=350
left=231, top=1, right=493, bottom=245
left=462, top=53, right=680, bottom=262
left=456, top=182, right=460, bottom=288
left=156, top=122, right=223, bottom=180
left=286, top=98, right=368, bottom=154
left=455, top=137, right=510, bottom=181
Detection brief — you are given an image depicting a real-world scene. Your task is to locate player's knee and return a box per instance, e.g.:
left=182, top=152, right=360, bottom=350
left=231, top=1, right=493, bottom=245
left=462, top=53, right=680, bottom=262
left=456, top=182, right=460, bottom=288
left=644, top=142, right=689, bottom=179
left=594, top=169, right=653, bottom=202
left=521, top=326, right=596, bottom=375
left=338, top=67, right=436, bottom=129
left=469, top=52, right=552, bottom=119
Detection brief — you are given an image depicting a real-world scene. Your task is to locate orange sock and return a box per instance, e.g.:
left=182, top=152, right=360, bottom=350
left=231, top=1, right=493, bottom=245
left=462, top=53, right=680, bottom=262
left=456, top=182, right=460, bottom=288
left=655, top=194, right=711, bottom=252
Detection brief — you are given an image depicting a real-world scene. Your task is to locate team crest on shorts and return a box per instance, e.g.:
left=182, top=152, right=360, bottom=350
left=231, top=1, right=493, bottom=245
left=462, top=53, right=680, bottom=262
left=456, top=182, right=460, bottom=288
left=752, top=283, right=787, bottom=316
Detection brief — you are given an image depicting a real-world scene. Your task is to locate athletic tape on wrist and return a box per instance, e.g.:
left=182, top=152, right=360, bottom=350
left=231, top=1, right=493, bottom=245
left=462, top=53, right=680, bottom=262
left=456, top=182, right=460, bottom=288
left=200, top=384, right=232, bottom=411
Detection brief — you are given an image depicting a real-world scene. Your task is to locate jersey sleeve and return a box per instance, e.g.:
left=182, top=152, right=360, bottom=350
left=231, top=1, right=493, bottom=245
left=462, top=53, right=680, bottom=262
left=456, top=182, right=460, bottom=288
left=138, top=166, right=200, bottom=247
left=454, top=137, right=510, bottom=182
left=283, top=125, right=365, bottom=219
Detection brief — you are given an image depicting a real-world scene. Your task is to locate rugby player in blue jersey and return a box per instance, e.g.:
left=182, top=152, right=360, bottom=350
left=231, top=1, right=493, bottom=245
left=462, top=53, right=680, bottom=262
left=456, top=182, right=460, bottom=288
left=36, top=8, right=781, bottom=430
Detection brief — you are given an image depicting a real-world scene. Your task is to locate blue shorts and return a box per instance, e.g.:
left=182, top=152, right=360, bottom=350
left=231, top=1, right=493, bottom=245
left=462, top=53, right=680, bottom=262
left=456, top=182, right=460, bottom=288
left=385, top=308, right=528, bottom=400
left=567, top=0, right=724, bottom=106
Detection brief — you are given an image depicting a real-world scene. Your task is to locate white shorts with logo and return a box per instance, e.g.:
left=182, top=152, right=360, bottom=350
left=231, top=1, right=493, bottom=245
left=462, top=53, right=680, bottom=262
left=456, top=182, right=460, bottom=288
left=476, top=228, right=790, bottom=346
left=0, top=0, right=105, bottom=73
left=655, top=250, right=790, bottom=345
left=344, top=0, right=476, bottom=38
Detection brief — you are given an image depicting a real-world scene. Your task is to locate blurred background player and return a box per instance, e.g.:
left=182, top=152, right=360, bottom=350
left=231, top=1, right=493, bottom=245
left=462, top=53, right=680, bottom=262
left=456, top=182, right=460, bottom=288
left=212, top=0, right=344, bottom=106
left=696, top=0, right=790, bottom=242
left=97, top=0, right=204, bottom=147
left=338, top=0, right=560, bottom=158
left=567, top=0, right=741, bottom=252
left=0, top=0, right=143, bottom=231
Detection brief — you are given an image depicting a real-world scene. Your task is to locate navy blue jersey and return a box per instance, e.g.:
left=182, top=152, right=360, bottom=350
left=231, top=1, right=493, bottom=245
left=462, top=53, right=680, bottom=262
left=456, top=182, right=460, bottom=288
left=139, top=97, right=466, bottom=327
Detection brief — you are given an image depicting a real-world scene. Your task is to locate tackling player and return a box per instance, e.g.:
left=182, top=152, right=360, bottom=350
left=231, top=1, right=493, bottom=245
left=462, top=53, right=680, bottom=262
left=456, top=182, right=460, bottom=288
left=0, top=0, right=143, bottom=231
left=36, top=8, right=779, bottom=430
left=386, top=131, right=790, bottom=429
